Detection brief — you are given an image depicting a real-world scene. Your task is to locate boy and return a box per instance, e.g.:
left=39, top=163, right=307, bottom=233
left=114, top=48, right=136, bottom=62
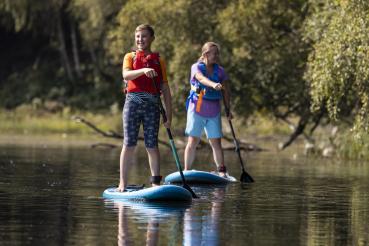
left=118, top=24, right=172, bottom=192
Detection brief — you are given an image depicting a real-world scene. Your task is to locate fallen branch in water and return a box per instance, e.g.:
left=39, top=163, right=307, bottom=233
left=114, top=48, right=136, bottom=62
left=72, top=115, right=264, bottom=151
left=72, top=116, right=123, bottom=138
left=72, top=116, right=170, bottom=148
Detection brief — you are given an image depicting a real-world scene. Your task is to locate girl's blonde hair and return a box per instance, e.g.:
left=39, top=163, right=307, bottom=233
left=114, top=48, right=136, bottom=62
left=198, top=42, right=220, bottom=62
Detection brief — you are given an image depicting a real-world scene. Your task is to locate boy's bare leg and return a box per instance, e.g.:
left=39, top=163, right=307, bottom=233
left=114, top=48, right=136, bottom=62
left=146, top=147, right=160, bottom=186
left=118, top=145, right=135, bottom=191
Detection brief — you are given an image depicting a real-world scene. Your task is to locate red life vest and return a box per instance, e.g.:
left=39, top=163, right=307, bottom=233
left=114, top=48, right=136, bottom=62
left=126, top=51, right=163, bottom=94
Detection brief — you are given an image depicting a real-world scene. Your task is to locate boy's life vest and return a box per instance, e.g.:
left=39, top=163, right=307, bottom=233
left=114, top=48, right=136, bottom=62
left=124, top=50, right=163, bottom=94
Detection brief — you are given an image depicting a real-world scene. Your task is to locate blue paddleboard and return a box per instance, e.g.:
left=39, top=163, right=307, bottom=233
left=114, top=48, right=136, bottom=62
left=103, top=184, right=192, bottom=202
left=164, top=170, right=237, bottom=184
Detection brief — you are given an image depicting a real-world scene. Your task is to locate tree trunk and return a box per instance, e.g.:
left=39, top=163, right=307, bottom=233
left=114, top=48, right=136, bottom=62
left=88, top=45, right=99, bottom=71
left=71, top=21, right=82, bottom=78
left=88, top=45, right=115, bottom=82
left=279, top=115, right=310, bottom=150
left=56, top=11, right=74, bottom=81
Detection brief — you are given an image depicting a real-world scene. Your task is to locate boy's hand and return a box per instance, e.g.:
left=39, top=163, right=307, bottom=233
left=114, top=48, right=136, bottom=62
left=143, top=68, right=157, bottom=78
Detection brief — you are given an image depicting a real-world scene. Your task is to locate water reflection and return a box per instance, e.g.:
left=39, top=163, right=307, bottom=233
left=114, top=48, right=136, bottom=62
left=1, top=143, right=369, bottom=245
left=116, top=203, right=159, bottom=246
left=105, top=200, right=190, bottom=246
left=183, top=187, right=225, bottom=246
left=104, top=186, right=227, bottom=246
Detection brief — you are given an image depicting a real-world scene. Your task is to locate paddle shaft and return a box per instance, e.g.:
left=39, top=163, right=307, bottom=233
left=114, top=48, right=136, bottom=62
left=151, top=78, right=198, bottom=198
left=158, top=103, right=185, bottom=175
left=222, top=94, right=254, bottom=182
left=222, top=96, right=246, bottom=172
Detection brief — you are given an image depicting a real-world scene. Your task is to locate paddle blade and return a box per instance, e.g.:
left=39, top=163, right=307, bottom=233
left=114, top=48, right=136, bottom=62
left=240, top=171, right=254, bottom=183
left=183, top=183, right=198, bottom=199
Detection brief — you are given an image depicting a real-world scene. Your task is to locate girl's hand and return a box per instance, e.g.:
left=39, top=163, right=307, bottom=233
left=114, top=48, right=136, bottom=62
left=227, top=111, right=233, bottom=120
left=143, top=68, right=157, bottom=78
left=213, top=83, right=223, bottom=91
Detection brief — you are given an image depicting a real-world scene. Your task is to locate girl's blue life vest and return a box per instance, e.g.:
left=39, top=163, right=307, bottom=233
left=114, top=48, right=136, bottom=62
left=186, top=62, right=222, bottom=111
left=191, top=62, right=222, bottom=100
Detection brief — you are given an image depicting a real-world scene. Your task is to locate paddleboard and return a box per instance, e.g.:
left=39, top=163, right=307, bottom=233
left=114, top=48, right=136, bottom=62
left=103, top=184, right=192, bottom=202
left=164, top=170, right=237, bottom=184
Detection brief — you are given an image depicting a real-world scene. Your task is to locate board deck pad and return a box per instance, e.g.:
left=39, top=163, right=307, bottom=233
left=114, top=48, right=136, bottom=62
left=103, top=184, right=193, bottom=202
left=164, top=170, right=237, bottom=184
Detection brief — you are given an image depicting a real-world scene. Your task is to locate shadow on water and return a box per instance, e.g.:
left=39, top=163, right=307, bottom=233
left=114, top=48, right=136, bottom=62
left=0, top=141, right=369, bottom=245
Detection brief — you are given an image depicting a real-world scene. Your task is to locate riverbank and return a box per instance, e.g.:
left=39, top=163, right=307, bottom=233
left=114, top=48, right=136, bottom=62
left=0, top=106, right=291, bottom=148
left=3, top=106, right=366, bottom=160
left=0, top=106, right=121, bottom=136
left=0, top=133, right=120, bottom=148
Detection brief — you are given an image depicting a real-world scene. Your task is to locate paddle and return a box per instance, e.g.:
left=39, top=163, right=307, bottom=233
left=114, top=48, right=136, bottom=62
left=151, top=78, right=198, bottom=198
left=222, top=93, right=254, bottom=183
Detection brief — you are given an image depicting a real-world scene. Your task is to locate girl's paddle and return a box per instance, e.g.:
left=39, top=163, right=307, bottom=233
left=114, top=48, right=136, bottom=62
left=152, top=78, right=198, bottom=198
left=222, top=93, right=254, bottom=183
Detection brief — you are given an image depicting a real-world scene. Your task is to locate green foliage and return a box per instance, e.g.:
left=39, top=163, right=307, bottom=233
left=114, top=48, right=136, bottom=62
left=306, top=0, right=369, bottom=134
left=1, top=0, right=369, bottom=155
left=1, top=0, right=313, bottom=117
left=107, top=0, right=229, bottom=113
left=218, top=0, right=311, bottom=120
left=335, top=129, right=369, bottom=160
left=0, top=0, right=123, bottom=110
left=70, top=0, right=123, bottom=43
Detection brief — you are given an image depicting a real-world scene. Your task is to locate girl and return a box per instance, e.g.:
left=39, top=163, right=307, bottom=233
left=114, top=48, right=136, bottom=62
left=118, top=24, right=172, bottom=192
left=184, top=42, right=231, bottom=177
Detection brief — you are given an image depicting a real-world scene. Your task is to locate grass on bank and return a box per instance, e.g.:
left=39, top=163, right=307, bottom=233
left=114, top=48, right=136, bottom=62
left=335, top=131, right=369, bottom=160
left=0, top=104, right=290, bottom=138
left=0, top=105, right=122, bottom=136
left=3, top=104, right=368, bottom=160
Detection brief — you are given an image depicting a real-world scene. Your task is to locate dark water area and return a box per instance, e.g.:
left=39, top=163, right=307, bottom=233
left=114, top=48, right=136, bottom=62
left=0, top=140, right=369, bottom=245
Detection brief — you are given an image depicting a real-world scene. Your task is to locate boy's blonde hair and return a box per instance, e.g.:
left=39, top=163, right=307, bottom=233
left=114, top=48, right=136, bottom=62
left=199, top=42, right=220, bottom=62
left=135, top=24, right=155, bottom=37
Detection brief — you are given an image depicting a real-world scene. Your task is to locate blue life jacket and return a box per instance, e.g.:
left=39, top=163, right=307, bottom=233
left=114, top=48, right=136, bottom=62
left=189, top=62, right=222, bottom=100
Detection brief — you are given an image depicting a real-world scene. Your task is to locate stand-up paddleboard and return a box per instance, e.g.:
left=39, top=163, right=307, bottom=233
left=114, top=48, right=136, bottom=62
left=165, top=170, right=237, bottom=185
left=103, top=184, right=192, bottom=202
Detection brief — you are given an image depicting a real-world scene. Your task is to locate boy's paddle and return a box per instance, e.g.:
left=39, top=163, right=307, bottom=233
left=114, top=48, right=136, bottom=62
left=222, top=93, right=254, bottom=183
left=152, top=78, right=198, bottom=198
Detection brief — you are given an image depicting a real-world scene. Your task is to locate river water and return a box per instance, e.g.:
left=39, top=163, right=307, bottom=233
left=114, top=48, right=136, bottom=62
left=0, top=138, right=368, bottom=245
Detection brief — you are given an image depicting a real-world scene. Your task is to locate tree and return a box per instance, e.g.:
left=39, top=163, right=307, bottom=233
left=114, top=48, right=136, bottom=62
left=218, top=0, right=322, bottom=148
left=107, top=0, right=229, bottom=118
left=0, top=0, right=125, bottom=109
left=306, top=0, right=369, bottom=137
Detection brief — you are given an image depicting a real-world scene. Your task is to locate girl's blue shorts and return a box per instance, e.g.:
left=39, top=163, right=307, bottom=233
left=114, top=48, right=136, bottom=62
left=185, top=109, right=222, bottom=139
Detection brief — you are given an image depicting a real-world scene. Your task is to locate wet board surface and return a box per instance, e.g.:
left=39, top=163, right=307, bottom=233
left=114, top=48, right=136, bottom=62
left=102, top=184, right=192, bottom=202
left=164, top=170, right=237, bottom=184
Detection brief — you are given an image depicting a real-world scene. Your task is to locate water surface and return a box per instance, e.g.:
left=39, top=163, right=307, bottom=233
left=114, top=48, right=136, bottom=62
left=0, top=139, right=368, bottom=245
